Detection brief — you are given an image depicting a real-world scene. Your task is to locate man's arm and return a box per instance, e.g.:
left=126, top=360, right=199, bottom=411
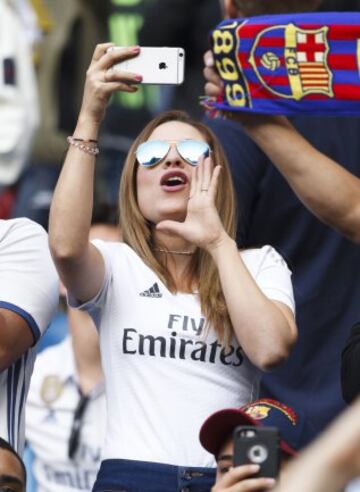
left=204, top=52, right=360, bottom=243
left=0, top=310, right=34, bottom=371
left=239, top=115, right=360, bottom=243
left=0, top=218, right=59, bottom=371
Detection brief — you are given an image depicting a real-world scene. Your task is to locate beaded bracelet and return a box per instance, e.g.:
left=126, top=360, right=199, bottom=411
left=67, top=136, right=99, bottom=156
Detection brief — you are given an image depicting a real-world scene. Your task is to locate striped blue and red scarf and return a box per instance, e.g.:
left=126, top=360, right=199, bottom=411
left=203, top=12, right=360, bottom=115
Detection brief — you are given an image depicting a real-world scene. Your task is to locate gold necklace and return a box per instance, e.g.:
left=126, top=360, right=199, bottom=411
left=153, top=247, right=195, bottom=256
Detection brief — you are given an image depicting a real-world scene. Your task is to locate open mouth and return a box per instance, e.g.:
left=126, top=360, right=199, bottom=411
left=160, top=171, right=188, bottom=187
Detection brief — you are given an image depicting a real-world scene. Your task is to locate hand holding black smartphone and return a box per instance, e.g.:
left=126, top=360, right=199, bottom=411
left=233, top=426, right=280, bottom=479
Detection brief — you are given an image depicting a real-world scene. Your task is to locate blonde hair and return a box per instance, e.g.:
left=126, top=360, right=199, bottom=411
left=119, top=110, right=237, bottom=344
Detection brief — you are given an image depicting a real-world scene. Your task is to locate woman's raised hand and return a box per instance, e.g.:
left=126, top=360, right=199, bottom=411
left=156, top=157, right=229, bottom=252
left=79, top=43, right=143, bottom=125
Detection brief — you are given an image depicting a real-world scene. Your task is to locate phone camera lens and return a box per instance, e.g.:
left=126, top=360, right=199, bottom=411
left=241, top=430, right=256, bottom=438
left=248, top=444, right=268, bottom=464
left=179, top=52, right=184, bottom=57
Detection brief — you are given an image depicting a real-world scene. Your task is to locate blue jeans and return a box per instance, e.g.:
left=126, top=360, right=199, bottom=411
left=92, top=459, right=216, bottom=492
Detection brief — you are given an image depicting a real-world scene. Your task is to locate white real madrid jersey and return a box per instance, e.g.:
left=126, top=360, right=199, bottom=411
left=26, top=337, right=106, bottom=492
left=70, top=242, right=295, bottom=468
left=0, top=218, right=58, bottom=453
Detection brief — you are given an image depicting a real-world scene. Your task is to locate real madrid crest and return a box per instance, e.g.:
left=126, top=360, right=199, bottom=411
left=40, top=375, right=64, bottom=405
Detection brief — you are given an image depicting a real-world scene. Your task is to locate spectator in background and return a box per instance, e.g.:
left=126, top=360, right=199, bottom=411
left=0, top=0, right=40, bottom=218
left=199, top=399, right=305, bottom=492
left=0, top=218, right=58, bottom=453
left=12, top=0, right=108, bottom=228
left=26, top=221, right=119, bottom=492
left=202, top=0, right=360, bottom=448
left=0, top=437, right=26, bottom=492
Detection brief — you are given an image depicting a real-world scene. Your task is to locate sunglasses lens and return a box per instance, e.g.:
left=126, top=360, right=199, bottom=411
left=177, top=140, right=210, bottom=166
left=136, top=140, right=170, bottom=167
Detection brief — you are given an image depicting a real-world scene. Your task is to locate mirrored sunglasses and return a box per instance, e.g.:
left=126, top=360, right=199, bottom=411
left=135, top=139, right=211, bottom=167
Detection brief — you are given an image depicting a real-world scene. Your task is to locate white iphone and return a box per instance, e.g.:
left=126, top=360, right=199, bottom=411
left=112, top=47, right=185, bottom=85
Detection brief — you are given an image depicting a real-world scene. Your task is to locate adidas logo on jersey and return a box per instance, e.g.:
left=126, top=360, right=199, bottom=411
left=139, top=282, right=162, bottom=298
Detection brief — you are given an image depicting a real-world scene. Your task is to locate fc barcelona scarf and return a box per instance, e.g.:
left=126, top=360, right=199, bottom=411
left=203, top=12, right=360, bottom=116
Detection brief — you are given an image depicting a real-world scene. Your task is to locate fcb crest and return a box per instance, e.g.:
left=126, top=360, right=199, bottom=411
left=245, top=404, right=271, bottom=420
left=249, top=23, right=334, bottom=100
left=242, top=399, right=298, bottom=426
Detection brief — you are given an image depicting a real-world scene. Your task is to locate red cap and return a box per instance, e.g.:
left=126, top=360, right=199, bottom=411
left=199, top=399, right=300, bottom=458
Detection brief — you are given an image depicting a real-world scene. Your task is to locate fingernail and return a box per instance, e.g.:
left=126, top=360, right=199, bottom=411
left=205, top=56, right=214, bottom=67
left=265, top=478, right=276, bottom=486
left=249, top=464, right=260, bottom=472
left=134, top=75, right=143, bottom=82
left=132, top=46, right=141, bottom=53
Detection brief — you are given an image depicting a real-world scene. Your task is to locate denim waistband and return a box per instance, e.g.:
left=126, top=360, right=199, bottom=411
left=92, top=458, right=216, bottom=492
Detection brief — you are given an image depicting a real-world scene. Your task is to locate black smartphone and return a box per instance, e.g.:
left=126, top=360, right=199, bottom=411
left=233, top=426, right=280, bottom=479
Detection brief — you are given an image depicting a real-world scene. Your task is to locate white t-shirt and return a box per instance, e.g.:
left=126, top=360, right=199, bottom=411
left=71, top=242, right=294, bottom=468
left=347, top=479, right=360, bottom=492
left=0, top=218, right=58, bottom=452
left=26, top=337, right=106, bottom=492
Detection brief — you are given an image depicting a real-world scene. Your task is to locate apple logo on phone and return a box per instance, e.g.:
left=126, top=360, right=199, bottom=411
left=159, top=62, right=168, bottom=70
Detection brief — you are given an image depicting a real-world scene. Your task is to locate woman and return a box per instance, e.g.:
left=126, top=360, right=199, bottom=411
left=49, top=44, right=297, bottom=492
